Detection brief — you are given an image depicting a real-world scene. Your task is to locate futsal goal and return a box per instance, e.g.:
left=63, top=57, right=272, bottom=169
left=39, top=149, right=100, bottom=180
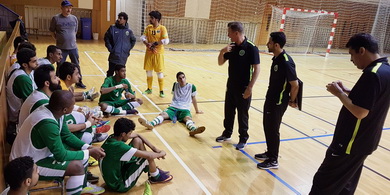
left=270, top=6, right=338, bottom=57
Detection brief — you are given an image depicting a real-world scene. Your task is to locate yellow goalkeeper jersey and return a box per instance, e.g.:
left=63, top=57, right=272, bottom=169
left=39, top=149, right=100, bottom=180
left=143, top=24, right=168, bottom=54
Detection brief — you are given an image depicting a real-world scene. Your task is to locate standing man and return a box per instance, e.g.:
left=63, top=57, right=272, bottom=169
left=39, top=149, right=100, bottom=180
left=310, top=34, right=390, bottom=194
left=215, top=22, right=260, bottom=150
left=50, top=0, right=86, bottom=89
left=104, top=12, right=136, bottom=77
left=255, top=32, right=299, bottom=169
left=141, top=10, right=169, bottom=98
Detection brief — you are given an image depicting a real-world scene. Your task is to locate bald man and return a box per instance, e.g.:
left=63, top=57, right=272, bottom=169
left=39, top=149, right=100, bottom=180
left=11, top=90, right=105, bottom=195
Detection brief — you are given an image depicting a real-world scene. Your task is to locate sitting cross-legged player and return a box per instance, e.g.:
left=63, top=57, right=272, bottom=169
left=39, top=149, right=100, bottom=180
left=99, top=65, right=142, bottom=116
left=101, top=118, right=172, bottom=192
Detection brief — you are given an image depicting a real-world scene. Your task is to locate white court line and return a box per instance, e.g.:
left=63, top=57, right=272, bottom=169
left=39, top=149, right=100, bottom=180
left=84, top=51, right=212, bottom=195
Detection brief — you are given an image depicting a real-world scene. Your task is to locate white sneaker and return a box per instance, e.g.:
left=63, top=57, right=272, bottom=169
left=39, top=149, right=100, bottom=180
left=81, top=182, right=105, bottom=194
left=92, top=133, right=108, bottom=143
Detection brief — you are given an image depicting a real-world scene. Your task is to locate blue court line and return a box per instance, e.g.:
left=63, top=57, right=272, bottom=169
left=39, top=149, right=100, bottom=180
left=240, top=150, right=301, bottom=195
left=212, top=134, right=334, bottom=148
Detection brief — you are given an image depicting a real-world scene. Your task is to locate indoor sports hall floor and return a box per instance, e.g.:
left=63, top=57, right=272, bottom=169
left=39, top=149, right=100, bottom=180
left=31, top=36, right=390, bottom=195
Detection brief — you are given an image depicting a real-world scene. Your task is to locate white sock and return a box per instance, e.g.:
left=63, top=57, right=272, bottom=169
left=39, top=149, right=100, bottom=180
left=66, top=175, right=85, bottom=195
left=186, top=120, right=196, bottom=131
left=151, top=116, right=164, bottom=126
left=105, top=105, right=115, bottom=113
left=150, top=169, right=160, bottom=177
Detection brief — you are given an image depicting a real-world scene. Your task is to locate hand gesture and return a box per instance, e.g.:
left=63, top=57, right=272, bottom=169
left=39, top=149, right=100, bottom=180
left=326, top=81, right=344, bottom=97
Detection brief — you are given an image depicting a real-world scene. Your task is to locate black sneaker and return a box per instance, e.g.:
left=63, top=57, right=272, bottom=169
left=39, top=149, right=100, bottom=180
left=75, top=82, right=87, bottom=89
left=86, top=171, right=99, bottom=184
left=126, top=109, right=138, bottom=115
left=257, top=159, right=279, bottom=169
left=215, top=135, right=231, bottom=142
left=235, top=142, right=247, bottom=150
left=254, top=152, right=269, bottom=161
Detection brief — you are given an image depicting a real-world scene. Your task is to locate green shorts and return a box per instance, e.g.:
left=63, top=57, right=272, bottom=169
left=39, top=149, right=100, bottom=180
left=36, top=156, right=70, bottom=181
left=102, top=100, right=136, bottom=110
left=164, top=107, right=191, bottom=122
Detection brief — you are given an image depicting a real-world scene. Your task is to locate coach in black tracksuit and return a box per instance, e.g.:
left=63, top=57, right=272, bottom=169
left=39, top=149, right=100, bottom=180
left=215, top=22, right=260, bottom=150
left=104, top=12, right=136, bottom=77
left=310, top=33, right=390, bottom=194
left=255, top=32, right=299, bottom=170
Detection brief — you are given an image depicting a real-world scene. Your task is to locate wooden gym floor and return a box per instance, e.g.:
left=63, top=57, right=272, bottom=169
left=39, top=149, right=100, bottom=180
left=29, top=36, right=389, bottom=195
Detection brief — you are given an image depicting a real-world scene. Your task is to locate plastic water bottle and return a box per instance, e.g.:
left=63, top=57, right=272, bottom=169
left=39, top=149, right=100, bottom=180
left=172, top=110, right=177, bottom=123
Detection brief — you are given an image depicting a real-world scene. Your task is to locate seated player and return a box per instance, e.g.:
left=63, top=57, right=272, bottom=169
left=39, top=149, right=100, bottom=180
left=17, top=65, right=61, bottom=133
left=99, top=65, right=142, bottom=115
left=37, top=45, right=62, bottom=70
left=138, top=71, right=206, bottom=136
left=65, top=111, right=110, bottom=144
left=58, top=62, right=99, bottom=101
left=1, top=156, right=39, bottom=195
left=10, top=36, right=28, bottom=65
left=10, top=90, right=106, bottom=195
left=101, top=118, right=173, bottom=192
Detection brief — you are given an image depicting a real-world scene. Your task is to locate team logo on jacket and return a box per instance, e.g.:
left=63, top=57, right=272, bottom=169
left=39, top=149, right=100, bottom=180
left=274, top=65, right=278, bottom=72
left=239, top=50, right=245, bottom=56
left=126, top=31, right=129, bottom=36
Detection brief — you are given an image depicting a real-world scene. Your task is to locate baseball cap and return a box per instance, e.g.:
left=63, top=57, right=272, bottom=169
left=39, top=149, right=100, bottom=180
left=61, top=0, right=73, bottom=7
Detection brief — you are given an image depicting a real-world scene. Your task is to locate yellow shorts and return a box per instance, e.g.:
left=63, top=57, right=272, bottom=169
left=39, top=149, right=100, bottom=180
left=143, top=53, right=165, bottom=72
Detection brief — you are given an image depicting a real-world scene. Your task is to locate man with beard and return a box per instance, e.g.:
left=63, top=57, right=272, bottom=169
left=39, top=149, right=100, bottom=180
left=255, top=32, right=299, bottom=169
left=104, top=12, right=136, bottom=77
left=6, top=48, right=38, bottom=144
left=17, top=65, right=62, bottom=133
left=141, top=10, right=169, bottom=98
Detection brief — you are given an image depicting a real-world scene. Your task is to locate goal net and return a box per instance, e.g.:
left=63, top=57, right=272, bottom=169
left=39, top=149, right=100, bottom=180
left=371, top=0, right=390, bottom=55
left=270, top=6, right=338, bottom=57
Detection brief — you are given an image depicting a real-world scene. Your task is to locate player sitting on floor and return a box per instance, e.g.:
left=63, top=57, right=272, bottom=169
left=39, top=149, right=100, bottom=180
left=99, top=65, right=142, bottom=115
left=101, top=118, right=173, bottom=192
left=138, top=71, right=206, bottom=136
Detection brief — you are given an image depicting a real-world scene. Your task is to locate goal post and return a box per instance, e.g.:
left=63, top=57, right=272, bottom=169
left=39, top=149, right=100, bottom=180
left=271, top=6, right=338, bottom=57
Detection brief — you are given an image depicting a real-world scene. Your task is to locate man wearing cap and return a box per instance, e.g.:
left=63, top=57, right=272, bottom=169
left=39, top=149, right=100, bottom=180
left=50, top=0, right=86, bottom=89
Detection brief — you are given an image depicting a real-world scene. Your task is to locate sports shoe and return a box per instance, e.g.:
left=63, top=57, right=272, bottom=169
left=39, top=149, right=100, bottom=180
left=88, top=157, right=98, bottom=167
left=92, top=133, right=108, bottom=143
left=235, top=142, right=247, bottom=150
left=257, top=159, right=279, bottom=169
left=96, top=120, right=110, bottom=128
left=85, top=87, right=95, bottom=96
left=96, top=125, right=110, bottom=134
left=215, top=135, right=231, bottom=142
left=138, top=118, right=153, bottom=130
left=81, top=182, right=105, bottom=194
left=149, top=170, right=173, bottom=184
left=126, top=109, right=138, bottom=115
left=86, top=171, right=99, bottom=183
left=254, top=152, right=269, bottom=161
left=76, top=82, right=87, bottom=89
left=143, top=89, right=152, bottom=94
left=86, top=92, right=100, bottom=101
left=159, top=91, right=165, bottom=98
left=103, top=112, right=111, bottom=118
left=189, top=126, right=206, bottom=136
